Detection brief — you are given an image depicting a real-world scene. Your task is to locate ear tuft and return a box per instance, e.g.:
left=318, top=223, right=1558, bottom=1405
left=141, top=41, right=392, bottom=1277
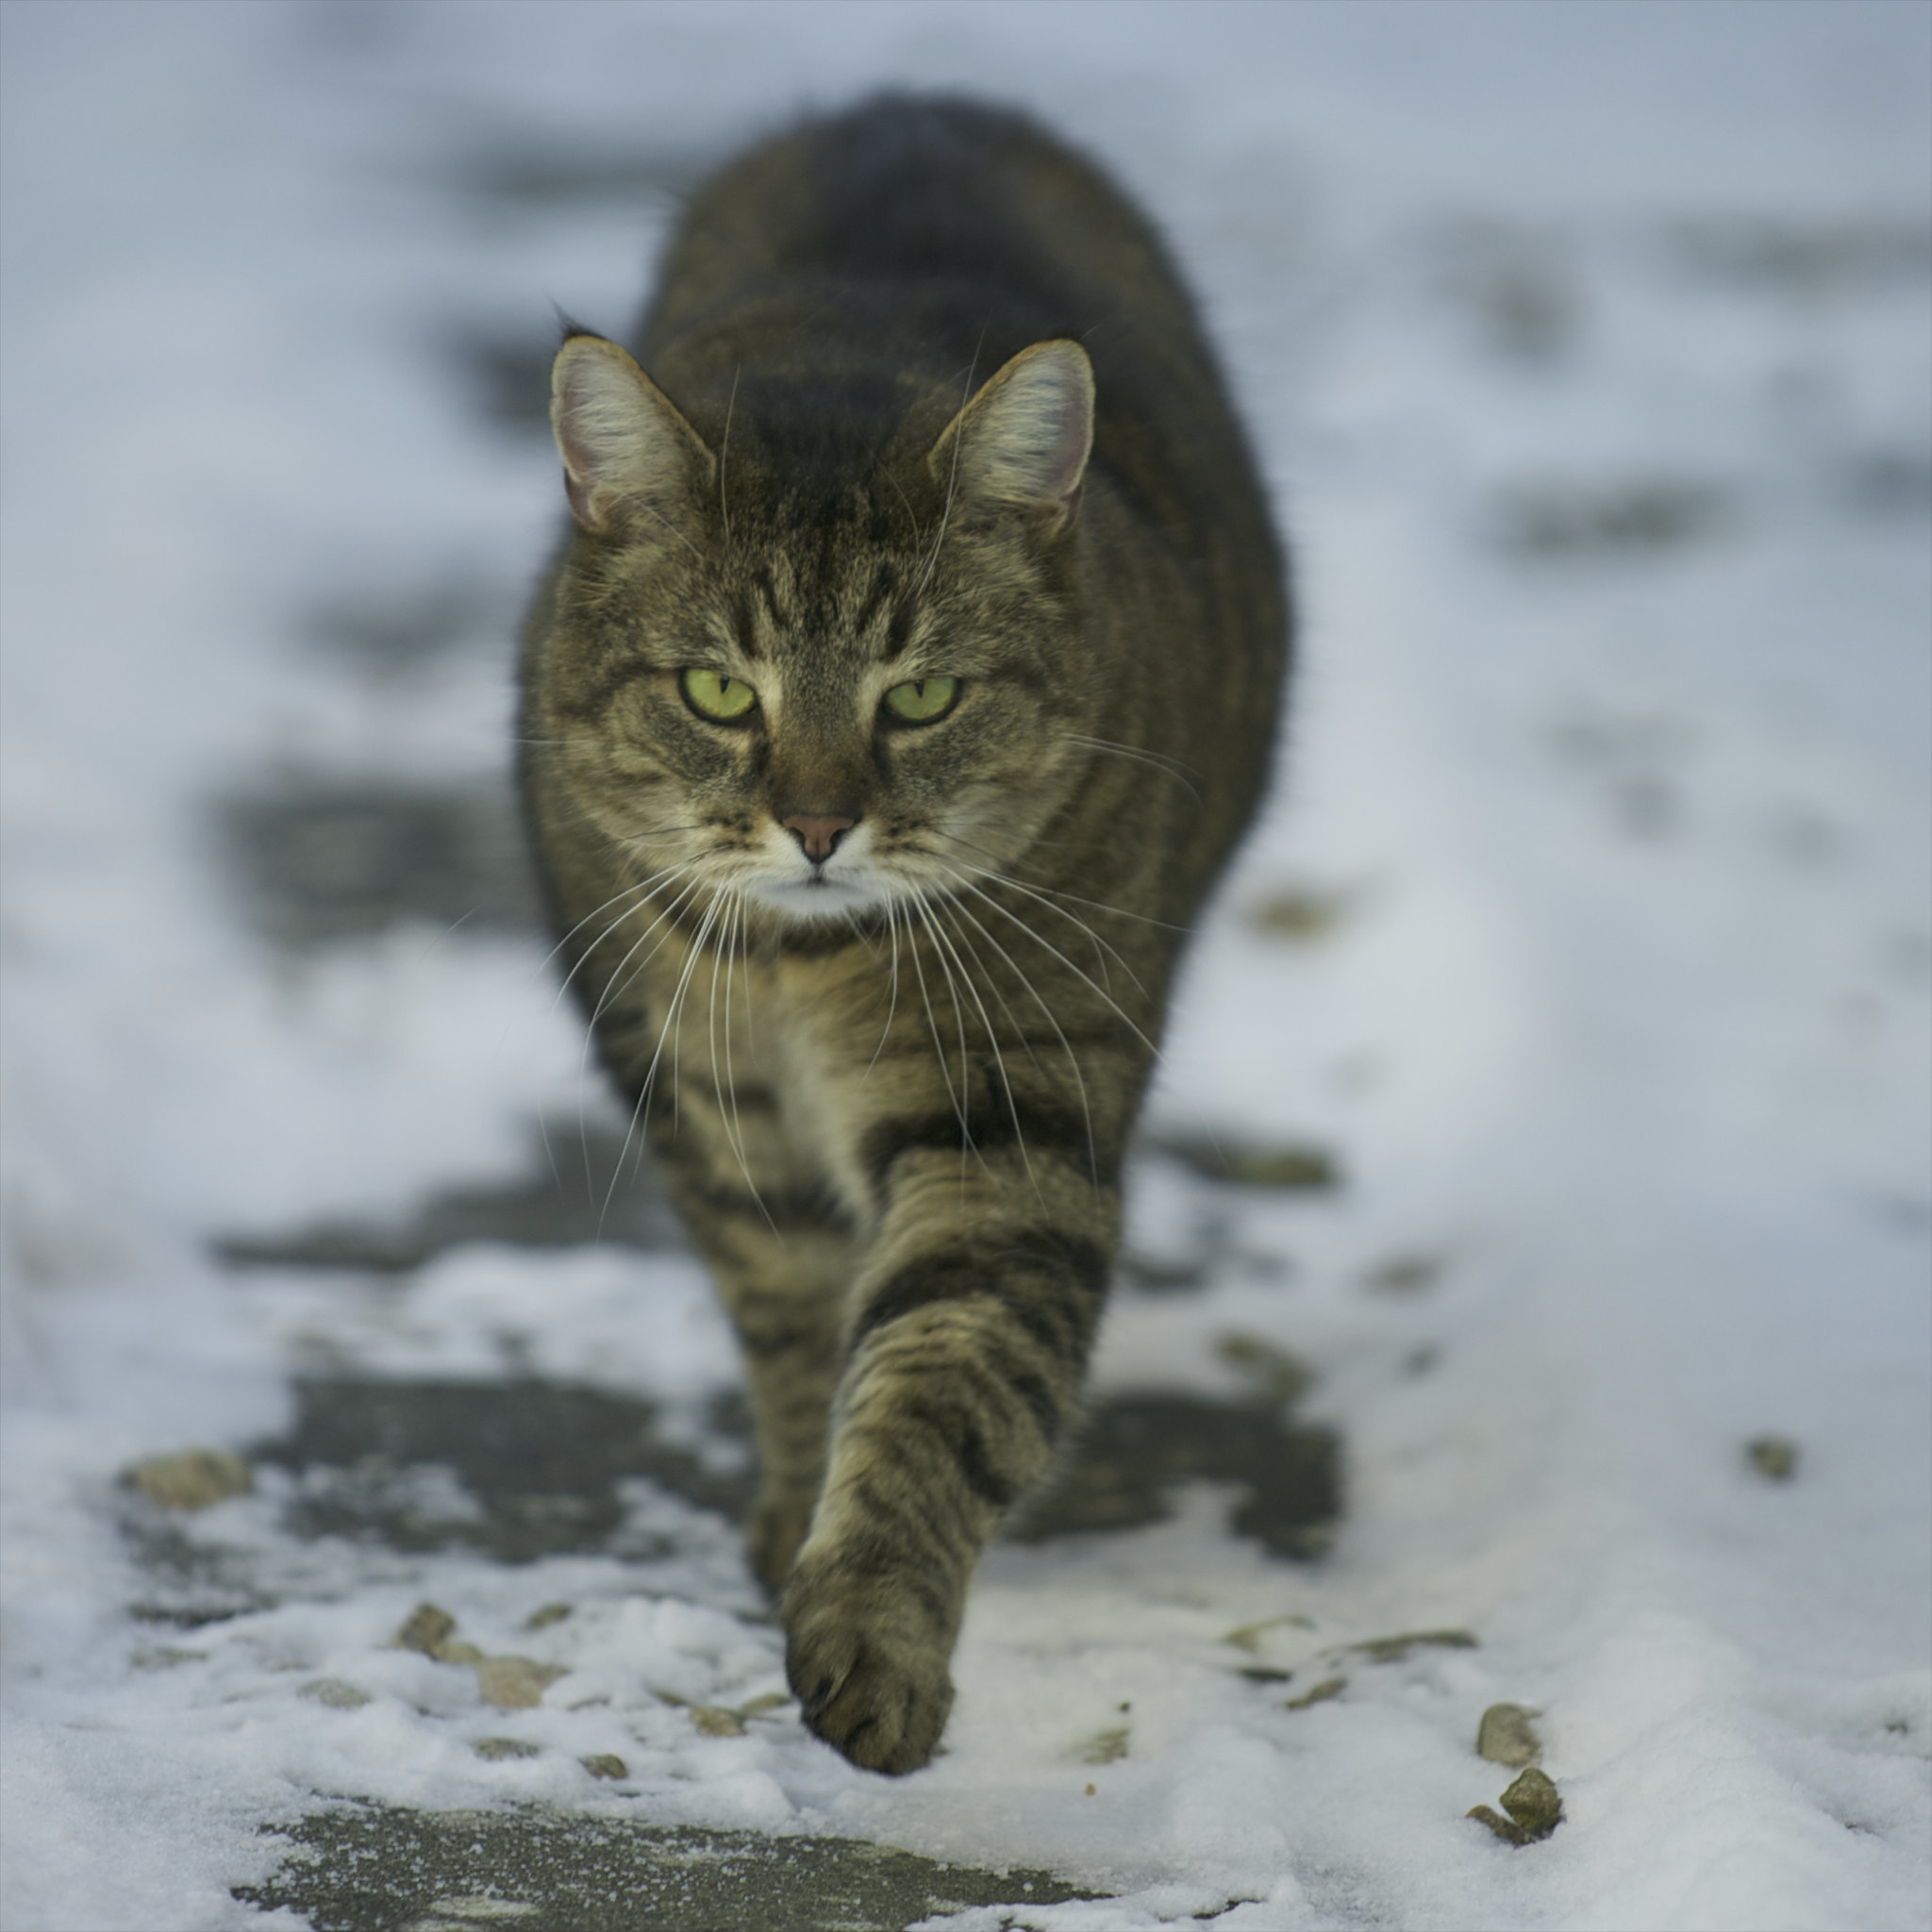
left=549, top=335, right=712, bottom=536
left=928, top=340, right=1094, bottom=533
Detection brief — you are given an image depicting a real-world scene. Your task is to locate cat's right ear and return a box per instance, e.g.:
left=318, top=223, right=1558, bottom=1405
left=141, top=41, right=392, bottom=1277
left=550, top=334, right=714, bottom=538
left=926, top=340, right=1094, bottom=538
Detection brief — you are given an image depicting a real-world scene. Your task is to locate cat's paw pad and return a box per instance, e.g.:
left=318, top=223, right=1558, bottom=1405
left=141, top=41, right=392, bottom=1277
left=782, top=1568, right=955, bottom=1774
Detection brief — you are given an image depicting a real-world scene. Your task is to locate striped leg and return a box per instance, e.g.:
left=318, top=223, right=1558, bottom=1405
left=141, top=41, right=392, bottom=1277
left=782, top=1151, right=1115, bottom=1774
left=650, top=1092, right=856, bottom=1594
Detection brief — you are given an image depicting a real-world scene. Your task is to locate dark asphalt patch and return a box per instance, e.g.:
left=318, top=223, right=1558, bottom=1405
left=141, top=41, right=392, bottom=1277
left=123, top=1373, right=1336, bottom=1620
left=216, top=775, right=543, bottom=948
left=254, top=1379, right=756, bottom=1562
left=234, top=1807, right=1100, bottom=1931
left=214, top=1122, right=684, bottom=1271
left=239, top=1376, right=1337, bottom=1566
left=1011, top=1394, right=1340, bottom=1558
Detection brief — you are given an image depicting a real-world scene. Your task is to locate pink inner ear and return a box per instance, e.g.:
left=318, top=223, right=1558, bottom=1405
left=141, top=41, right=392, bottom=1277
left=551, top=343, right=713, bottom=539
left=551, top=361, right=614, bottom=525
left=558, top=435, right=598, bottom=523
left=1002, top=345, right=1092, bottom=512
left=1039, top=391, right=1090, bottom=504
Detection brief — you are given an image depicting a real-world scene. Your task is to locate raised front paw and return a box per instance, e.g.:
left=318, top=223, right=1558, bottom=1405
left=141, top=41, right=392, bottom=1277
left=782, top=1557, right=956, bottom=1774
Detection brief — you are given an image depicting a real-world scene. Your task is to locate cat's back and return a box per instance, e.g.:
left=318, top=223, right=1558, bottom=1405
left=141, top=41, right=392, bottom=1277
left=648, top=99, right=1258, bottom=496
left=645, top=94, right=1200, bottom=358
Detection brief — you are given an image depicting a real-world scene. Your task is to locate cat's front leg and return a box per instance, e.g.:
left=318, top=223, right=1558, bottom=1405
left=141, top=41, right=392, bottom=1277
left=645, top=1088, right=854, bottom=1595
left=783, top=1164, right=1115, bottom=1773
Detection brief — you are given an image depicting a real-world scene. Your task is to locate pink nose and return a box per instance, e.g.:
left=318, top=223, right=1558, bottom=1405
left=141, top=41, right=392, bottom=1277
left=782, top=813, right=855, bottom=863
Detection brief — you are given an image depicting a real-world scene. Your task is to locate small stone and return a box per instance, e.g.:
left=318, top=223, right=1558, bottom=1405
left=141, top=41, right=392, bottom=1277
left=1284, top=1676, right=1346, bottom=1710
left=127, top=1449, right=253, bottom=1511
left=393, top=1604, right=458, bottom=1656
left=1476, top=1703, right=1542, bottom=1768
left=473, top=1657, right=566, bottom=1710
left=688, top=1704, right=745, bottom=1737
left=524, top=1602, right=573, bottom=1631
left=1351, top=1628, right=1479, bottom=1664
left=1470, top=1766, right=1563, bottom=1843
left=1747, top=1436, right=1799, bottom=1481
left=579, top=1753, right=628, bottom=1781
left=434, top=1641, right=486, bottom=1665
left=735, top=1690, right=790, bottom=1717
left=1083, top=1782, right=1097, bottom=1797
left=471, top=1736, right=541, bottom=1760
left=1500, top=1767, right=1563, bottom=1838
left=299, top=1677, right=372, bottom=1709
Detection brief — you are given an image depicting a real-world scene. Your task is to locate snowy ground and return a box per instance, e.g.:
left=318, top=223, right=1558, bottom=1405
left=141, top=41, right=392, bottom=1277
left=2, top=4, right=1928, bottom=1928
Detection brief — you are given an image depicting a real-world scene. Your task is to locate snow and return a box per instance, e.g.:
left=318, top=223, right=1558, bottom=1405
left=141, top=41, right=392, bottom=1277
left=2, top=2, right=1927, bottom=1927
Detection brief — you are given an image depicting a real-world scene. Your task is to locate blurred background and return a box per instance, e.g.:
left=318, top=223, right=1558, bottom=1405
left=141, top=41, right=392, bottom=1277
left=1, top=5, right=1927, bottom=1926
left=4, top=0, right=1925, bottom=1258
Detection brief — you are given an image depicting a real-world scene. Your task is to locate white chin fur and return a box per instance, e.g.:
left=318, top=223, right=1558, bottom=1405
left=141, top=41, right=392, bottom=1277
left=741, top=873, right=889, bottom=922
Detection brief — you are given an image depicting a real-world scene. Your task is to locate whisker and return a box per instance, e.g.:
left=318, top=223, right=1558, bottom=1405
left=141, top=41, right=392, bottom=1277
left=939, top=895, right=1098, bottom=1190
left=586, top=876, right=705, bottom=1030
left=864, top=897, right=904, bottom=1077
left=601, top=891, right=722, bottom=1232
left=708, top=891, right=769, bottom=1223
left=550, top=864, right=698, bottom=1009
left=941, top=835, right=1186, bottom=934
left=907, top=891, right=979, bottom=1189
left=574, top=874, right=708, bottom=1194
left=947, top=860, right=1149, bottom=996
left=718, top=363, right=741, bottom=550
left=632, top=493, right=708, bottom=568
left=903, top=891, right=970, bottom=1147
left=1063, top=733, right=1204, bottom=803
left=942, top=869, right=1163, bottom=1061
left=915, top=331, right=984, bottom=598
left=923, top=897, right=1037, bottom=1193
left=933, top=897, right=1039, bottom=1072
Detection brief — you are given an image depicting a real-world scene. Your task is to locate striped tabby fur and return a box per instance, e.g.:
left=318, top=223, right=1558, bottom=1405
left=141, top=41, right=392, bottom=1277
left=519, top=95, right=1289, bottom=1774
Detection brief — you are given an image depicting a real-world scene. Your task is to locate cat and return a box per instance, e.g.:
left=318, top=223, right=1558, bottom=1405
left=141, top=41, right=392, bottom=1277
left=519, top=93, right=1289, bottom=1774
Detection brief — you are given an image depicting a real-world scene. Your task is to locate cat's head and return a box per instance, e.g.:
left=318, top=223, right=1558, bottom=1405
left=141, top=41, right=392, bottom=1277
left=531, top=331, right=1096, bottom=926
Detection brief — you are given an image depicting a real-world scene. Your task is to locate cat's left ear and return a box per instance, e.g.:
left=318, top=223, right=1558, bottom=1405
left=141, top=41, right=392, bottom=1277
left=550, top=333, right=714, bottom=538
left=926, top=340, right=1093, bottom=537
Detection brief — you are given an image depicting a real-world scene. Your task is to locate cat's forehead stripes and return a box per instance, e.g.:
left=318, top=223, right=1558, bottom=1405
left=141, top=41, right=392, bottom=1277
left=730, top=549, right=915, bottom=667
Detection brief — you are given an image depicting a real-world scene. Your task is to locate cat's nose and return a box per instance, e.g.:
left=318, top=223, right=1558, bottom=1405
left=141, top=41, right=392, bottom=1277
left=782, top=813, right=856, bottom=863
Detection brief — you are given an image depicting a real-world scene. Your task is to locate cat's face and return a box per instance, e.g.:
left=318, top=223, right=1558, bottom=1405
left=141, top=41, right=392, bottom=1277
left=534, top=335, right=1096, bottom=928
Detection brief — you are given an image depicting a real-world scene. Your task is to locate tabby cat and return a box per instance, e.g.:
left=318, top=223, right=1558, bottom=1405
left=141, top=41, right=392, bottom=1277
left=519, top=94, right=1289, bottom=1774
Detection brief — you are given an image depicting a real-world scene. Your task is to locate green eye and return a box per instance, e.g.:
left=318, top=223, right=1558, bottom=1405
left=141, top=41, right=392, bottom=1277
left=882, top=675, right=959, bottom=724
left=680, top=668, right=757, bottom=722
